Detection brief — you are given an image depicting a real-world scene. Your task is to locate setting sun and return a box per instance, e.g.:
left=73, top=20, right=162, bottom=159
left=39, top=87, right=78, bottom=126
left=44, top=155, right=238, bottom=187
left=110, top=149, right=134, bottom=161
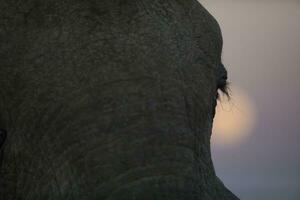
left=212, top=86, right=256, bottom=147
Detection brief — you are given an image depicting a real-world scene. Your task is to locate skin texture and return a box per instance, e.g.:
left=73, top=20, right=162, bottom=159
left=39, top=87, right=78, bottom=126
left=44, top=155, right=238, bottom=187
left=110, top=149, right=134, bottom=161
left=0, top=0, right=239, bottom=199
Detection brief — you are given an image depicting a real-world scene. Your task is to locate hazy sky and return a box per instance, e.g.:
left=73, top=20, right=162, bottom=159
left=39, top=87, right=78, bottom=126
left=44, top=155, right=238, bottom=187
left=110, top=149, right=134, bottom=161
left=199, top=1, right=300, bottom=199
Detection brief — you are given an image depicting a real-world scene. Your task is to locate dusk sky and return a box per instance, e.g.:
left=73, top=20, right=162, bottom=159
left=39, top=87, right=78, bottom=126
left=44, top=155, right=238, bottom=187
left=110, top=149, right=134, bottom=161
left=200, top=0, right=300, bottom=199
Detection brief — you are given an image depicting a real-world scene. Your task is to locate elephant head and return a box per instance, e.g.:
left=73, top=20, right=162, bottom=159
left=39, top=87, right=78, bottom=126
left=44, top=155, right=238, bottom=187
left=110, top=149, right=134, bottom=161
left=0, top=0, right=238, bottom=199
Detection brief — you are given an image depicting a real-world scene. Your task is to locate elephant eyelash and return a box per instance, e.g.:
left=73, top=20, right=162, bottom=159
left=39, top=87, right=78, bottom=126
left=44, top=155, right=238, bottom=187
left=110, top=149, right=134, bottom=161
left=216, top=63, right=229, bottom=100
left=217, top=81, right=230, bottom=100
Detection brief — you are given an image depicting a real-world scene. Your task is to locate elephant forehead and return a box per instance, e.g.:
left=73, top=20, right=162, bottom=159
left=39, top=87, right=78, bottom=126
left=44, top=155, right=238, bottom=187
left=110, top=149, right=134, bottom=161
left=95, top=0, right=223, bottom=71
left=7, top=0, right=221, bottom=103
left=16, top=0, right=222, bottom=65
left=130, top=0, right=223, bottom=64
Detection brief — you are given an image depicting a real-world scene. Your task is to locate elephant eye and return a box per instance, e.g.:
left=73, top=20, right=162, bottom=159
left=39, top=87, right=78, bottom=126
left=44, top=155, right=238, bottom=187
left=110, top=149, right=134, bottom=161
left=216, top=63, right=229, bottom=99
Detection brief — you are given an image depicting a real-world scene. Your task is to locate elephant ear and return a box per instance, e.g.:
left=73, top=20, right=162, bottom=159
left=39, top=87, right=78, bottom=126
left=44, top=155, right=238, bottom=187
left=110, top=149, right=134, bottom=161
left=0, top=129, right=6, bottom=149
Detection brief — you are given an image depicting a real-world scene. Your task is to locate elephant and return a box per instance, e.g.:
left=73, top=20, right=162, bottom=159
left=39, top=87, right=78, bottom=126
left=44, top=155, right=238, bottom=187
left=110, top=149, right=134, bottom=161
left=0, top=0, right=239, bottom=199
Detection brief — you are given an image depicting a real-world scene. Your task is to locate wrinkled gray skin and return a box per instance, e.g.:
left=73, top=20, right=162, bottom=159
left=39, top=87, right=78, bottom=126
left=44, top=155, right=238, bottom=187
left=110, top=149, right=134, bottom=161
left=0, top=0, right=239, bottom=199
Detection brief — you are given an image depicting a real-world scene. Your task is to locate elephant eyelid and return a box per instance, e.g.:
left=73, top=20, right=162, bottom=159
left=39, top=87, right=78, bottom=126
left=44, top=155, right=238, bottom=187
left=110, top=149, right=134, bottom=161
left=216, top=81, right=230, bottom=101
left=217, top=81, right=229, bottom=96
